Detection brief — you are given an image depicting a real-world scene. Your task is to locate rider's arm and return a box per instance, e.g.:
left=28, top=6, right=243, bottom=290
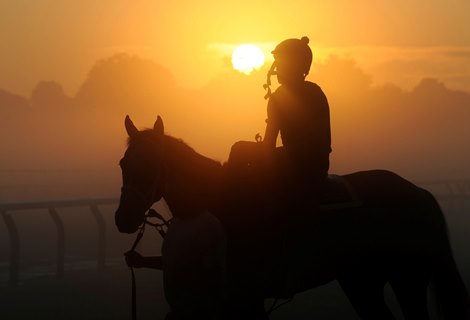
left=125, top=251, right=163, bottom=270
left=263, top=97, right=280, bottom=149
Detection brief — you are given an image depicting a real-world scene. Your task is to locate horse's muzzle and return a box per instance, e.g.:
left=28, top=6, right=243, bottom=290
left=115, top=206, right=144, bottom=234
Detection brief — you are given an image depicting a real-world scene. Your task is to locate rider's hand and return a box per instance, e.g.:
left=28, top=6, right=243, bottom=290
left=124, top=250, right=145, bottom=268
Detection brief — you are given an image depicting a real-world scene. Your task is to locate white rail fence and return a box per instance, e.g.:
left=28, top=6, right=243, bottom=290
left=1, top=180, right=469, bottom=286
left=0, top=198, right=118, bottom=285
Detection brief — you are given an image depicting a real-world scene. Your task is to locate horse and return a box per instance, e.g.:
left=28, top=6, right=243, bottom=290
left=115, top=115, right=469, bottom=320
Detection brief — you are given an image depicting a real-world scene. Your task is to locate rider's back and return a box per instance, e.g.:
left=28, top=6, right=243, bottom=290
left=268, top=80, right=331, bottom=183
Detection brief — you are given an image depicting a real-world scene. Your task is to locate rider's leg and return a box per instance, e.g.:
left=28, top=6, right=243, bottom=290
left=282, top=164, right=326, bottom=297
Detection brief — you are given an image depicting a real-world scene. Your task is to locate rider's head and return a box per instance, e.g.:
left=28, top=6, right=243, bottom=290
left=263, top=36, right=312, bottom=98
left=272, top=36, right=312, bottom=84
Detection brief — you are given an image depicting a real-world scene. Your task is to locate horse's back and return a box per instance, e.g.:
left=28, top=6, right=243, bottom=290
left=342, top=169, right=423, bottom=201
left=321, top=170, right=448, bottom=265
left=341, top=169, right=445, bottom=232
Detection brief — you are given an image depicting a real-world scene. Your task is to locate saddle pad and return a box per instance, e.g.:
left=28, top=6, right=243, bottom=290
left=319, top=174, right=361, bottom=210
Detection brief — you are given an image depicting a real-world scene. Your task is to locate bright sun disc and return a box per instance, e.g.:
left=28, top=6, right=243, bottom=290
left=232, top=44, right=265, bottom=75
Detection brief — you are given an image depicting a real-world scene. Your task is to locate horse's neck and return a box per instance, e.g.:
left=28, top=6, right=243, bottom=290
left=163, top=137, right=223, bottom=217
left=163, top=211, right=226, bottom=273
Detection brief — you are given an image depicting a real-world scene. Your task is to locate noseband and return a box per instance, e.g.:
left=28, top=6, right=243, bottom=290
left=121, top=179, right=161, bottom=212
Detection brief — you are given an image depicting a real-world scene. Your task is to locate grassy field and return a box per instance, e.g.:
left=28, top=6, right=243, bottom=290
left=0, top=197, right=467, bottom=319
left=0, top=263, right=445, bottom=320
left=0, top=265, right=168, bottom=320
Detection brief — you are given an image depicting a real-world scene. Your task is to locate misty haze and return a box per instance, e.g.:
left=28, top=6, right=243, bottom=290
left=2, top=53, right=470, bottom=197
left=1, top=52, right=469, bottom=319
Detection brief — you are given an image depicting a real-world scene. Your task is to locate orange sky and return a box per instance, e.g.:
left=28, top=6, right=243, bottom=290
left=1, top=0, right=470, bottom=198
left=1, top=0, right=470, bottom=96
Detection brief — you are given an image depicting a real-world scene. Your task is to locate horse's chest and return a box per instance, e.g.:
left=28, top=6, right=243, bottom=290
left=162, top=214, right=224, bottom=266
left=161, top=212, right=227, bottom=309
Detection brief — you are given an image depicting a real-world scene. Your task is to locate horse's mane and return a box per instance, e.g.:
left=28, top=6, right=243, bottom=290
left=162, top=133, right=226, bottom=215
left=127, top=129, right=226, bottom=218
left=165, top=135, right=221, bottom=166
left=127, top=129, right=225, bottom=170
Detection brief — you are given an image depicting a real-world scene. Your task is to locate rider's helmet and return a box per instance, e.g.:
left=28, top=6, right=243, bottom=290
left=272, top=36, right=313, bottom=77
left=264, top=36, right=313, bottom=99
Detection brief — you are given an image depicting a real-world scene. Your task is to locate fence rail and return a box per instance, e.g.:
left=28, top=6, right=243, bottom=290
left=1, top=180, right=469, bottom=286
left=0, top=198, right=119, bottom=286
left=417, top=180, right=470, bottom=202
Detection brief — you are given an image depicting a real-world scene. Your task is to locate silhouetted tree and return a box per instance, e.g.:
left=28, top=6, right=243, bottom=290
left=75, top=53, right=177, bottom=111
left=0, top=88, right=30, bottom=112
left=30, top=81, right=71, bottom=109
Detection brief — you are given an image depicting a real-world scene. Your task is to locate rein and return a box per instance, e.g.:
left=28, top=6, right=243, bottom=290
left=128, top=208, right=171, bottom=320
left=121, top=141, right=169, bottom=320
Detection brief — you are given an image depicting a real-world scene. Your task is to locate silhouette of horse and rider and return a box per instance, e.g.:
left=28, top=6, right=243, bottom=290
left=116, top=37, right=469, bottom=319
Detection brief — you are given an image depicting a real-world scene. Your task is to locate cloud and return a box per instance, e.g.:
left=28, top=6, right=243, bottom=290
left=311, top=45, right=470, bottom=93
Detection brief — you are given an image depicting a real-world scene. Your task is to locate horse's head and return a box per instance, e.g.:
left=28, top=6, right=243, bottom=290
left=115, top=115, right=166, bottom=233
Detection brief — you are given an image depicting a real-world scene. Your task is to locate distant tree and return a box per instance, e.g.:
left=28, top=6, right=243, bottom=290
left=30, top=81, right=71, bottom=109
left=0, top=88, right=30, bottom=111
left=75, top=53, right=177, bottom=111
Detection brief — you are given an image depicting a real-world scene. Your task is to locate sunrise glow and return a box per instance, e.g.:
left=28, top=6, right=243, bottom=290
left=231, top=44, right=265, bottom=75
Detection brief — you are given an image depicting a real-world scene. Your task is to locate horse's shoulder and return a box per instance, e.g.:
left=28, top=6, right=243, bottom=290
left=164, top=211, right=225, bottom=251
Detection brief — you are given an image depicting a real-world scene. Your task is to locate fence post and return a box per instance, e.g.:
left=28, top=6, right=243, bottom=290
left=48, top=207, right=65, bottom=279
left=90, top=205, right=106, bottom=272
left=2, top=212, right=20, bottom=286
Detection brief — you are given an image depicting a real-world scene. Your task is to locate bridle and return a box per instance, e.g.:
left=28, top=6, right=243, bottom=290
left=121, top=135, right=294, bottom=318
left=120, top=179, right=161, bottom=212
left=120, top=155, right=165, bottom=211
left=129, top=208, right=172, bottom=252
left=120, top=149, right=170, bottom=320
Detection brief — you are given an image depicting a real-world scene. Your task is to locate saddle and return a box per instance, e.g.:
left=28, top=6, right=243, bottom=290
left=319, top=174, right=361, bottom=211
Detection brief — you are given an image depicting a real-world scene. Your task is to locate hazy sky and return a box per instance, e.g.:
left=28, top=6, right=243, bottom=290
left=1, top=0, right=470, bottom=96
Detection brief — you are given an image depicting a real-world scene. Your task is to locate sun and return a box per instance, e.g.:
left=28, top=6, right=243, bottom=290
left=232, top=44, right=265, bottom=75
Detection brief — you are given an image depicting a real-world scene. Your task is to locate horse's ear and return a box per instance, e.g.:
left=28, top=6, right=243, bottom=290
left=154, top=116, right=164, bottom=136
left=125, top=115, right=139, bottom=138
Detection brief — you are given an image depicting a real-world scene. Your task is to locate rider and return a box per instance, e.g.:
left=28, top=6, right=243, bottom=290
left=264, top=36, right=332, bottom=297
left=228, top=36, right=332, bottom=299
left=229, top=36, right=331, bottom=209
left=263, top=36, right=331, bottom=193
